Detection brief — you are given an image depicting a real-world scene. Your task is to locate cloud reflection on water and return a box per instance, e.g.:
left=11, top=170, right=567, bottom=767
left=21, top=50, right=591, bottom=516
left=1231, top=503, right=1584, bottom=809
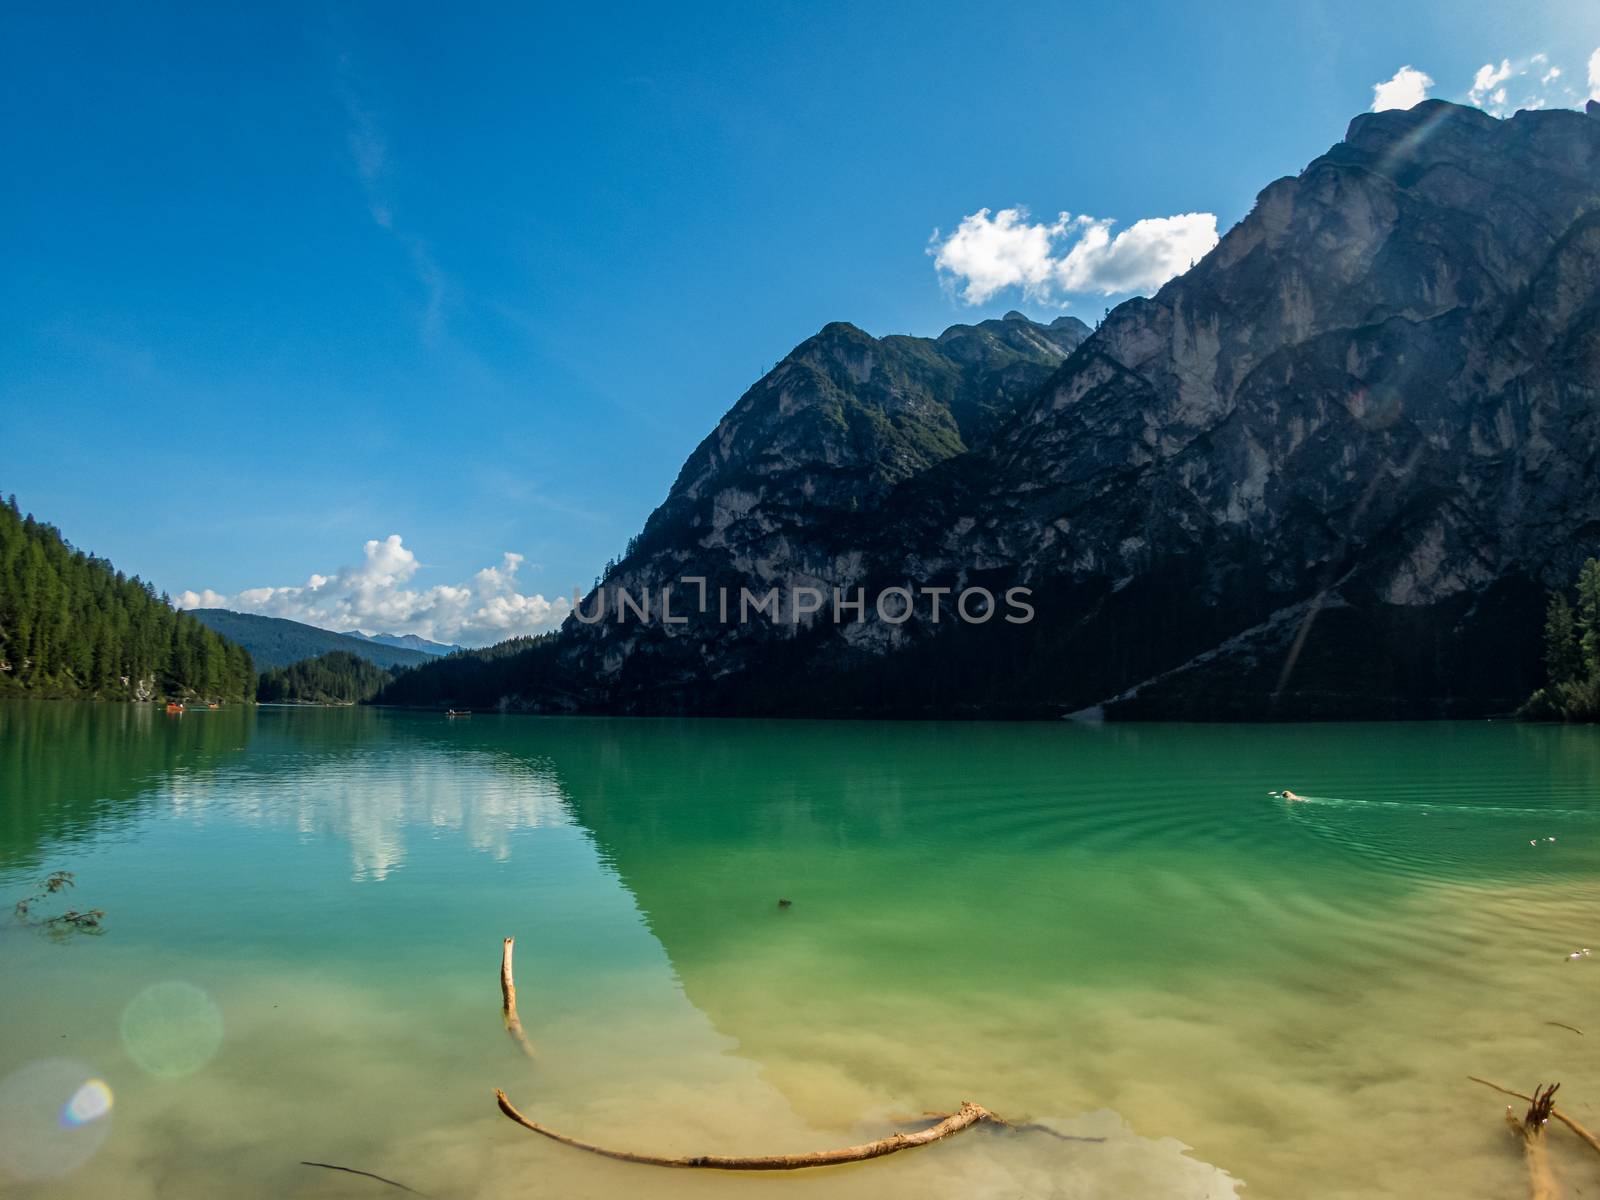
left=158, top=742, right=572, bottom=880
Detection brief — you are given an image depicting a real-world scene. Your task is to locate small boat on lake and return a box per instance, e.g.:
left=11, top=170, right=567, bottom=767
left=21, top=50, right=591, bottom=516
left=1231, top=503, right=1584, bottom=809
left=165, top=702, right=184, bottom=714
left=446, top=709, right=472, bottom=718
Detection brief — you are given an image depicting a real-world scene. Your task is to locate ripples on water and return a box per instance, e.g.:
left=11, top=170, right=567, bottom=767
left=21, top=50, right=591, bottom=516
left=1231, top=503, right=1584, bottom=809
left=1, top=705, right=1598, bottom=1198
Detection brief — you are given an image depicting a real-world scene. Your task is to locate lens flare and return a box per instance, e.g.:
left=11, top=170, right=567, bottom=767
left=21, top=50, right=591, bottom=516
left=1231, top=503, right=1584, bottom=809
left=120, top=981, right=225, bottom=1079
left=0, top=1059, right=113, bottom=1181
left=58, top=1079, right=113, bottom=1128
left=1373, top=102, right=1456, bottom=180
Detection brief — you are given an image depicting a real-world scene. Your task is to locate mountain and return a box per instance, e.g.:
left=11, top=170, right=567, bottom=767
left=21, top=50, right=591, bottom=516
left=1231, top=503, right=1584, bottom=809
left=373, top=313, right=1086, bottom=709
left=186, top=609, right=431, bottom=671
left=387, top=100, right=1600, bottom=719
left=623, top=312, right=1088, bottom=574
left=0, top=495, right=254, bottom=701
left=342, top=630, right=461, bottom=657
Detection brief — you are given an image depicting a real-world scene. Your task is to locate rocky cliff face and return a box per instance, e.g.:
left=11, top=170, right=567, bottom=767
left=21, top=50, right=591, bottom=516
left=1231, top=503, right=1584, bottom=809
left=548, top=100, right=1600, bottom=718
left=557, top=312, right=1086, bottom=697
left=633, top=312, right=1087, bottom=551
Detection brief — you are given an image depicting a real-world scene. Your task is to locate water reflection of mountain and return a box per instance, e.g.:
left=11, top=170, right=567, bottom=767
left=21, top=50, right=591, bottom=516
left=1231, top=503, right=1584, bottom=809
left=0, top=702, right=254, bottom=871
left=535, top=719, right=1349, bottom=984
left=522, top=719, right=1600, bottom=1102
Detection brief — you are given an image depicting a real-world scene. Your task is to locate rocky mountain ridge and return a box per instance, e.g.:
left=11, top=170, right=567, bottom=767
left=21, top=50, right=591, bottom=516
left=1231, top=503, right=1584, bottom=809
left=343, top=630, right=461, bottom=657
left=390, top=100, right=1600, bottom=718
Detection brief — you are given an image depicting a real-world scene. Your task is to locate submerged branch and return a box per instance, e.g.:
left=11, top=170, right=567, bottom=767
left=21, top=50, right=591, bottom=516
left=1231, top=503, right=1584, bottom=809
left=491, top=934, right=1034, bottom=1171
left=494, top=1089, right=1000, bottom=1170
left=1005, top=1120, right=1108, bottom=1144
left=500, top=937, right=535, bottom=1059
left=1470, top=1077, right=1600, bottom=1157
left=1500, top=1083, right=1561, bottom=1200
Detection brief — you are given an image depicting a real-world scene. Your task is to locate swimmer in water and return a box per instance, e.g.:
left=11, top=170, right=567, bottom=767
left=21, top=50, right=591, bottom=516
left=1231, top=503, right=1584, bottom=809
left=1269, top=790, right=1306, bottom=802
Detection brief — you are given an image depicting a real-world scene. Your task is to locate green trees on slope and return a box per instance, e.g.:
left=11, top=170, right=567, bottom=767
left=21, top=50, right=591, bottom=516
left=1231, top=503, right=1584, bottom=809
left=0, top=494, right=253, bottom=701
left=372, top=633, right=557, bottom=708
left=1523, top=558, right=1600, bottom=721
left=256, top=651, right=395, bottom=705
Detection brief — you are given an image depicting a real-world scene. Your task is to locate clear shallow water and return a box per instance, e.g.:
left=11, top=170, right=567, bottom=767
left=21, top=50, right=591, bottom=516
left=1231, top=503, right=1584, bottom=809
left=2, top=704, right=1599, bottom=1198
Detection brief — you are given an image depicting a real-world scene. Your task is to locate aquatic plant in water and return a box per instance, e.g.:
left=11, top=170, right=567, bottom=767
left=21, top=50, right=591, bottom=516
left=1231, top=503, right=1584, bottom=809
left=10, top=871, right=105, bottom=935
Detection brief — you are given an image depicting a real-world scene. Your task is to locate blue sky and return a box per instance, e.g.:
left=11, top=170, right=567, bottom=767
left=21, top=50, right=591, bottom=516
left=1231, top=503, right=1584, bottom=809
left=4, top=1, right=1599, bottom=643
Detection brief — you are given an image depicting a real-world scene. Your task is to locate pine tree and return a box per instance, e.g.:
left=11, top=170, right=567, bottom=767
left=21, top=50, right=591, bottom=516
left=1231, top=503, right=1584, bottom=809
left=1578, top=558, right=1600, bottom=678
left=0, top=491, right=254, bottom=701
left=1543, top=592, right=1581, bottom=685
left=256, top=650, right=394, bottom=704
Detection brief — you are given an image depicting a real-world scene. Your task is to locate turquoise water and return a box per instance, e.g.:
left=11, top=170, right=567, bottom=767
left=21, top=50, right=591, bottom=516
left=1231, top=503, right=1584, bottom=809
left=2, top=703, right=1599, bottom=1197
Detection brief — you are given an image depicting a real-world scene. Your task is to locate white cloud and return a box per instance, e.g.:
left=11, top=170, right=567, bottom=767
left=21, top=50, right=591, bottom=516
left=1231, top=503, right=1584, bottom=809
left=176, top=535, right=571, bottom=647
left=1469, top=59, right=1516, bottom=115
left=929, top=207, right=1218, bottom=306
left=1056, top=214, right=1220, bottom=293
left=1590, top=47, right=1600, bottom=100
left=1372, top=66, right=1433, bottom=111
left=928, top=208, right=1060, bottom=304
left=1472, top=59, right=1514, bottom=97
left=1462, top=53, right=1587, bottom=116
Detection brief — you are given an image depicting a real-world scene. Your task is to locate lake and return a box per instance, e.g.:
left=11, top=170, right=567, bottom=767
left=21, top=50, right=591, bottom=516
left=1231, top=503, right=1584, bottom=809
left=2, top=703, right=1597, bottom=1198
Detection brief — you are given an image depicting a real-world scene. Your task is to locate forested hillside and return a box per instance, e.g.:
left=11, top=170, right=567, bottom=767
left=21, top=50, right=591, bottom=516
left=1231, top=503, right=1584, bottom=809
left=187, top=609, right=432, bottom=670
left=373, top=634, right=555, bottom=708
left=0, top=495, right=254, bottom=701
left=1523, top=559, right=1600, bottom=722
left=256, top=651, right=395, bottom=705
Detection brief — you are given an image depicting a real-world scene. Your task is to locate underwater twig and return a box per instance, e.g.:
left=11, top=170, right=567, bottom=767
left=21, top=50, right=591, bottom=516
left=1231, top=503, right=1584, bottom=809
left=500, top=937, right=535, bottom=1059
left=299, top=1160, right=432, bottom=1195
left=1004, top=1120, right=1108, bottom=1144
left=1470, top=1077, right=1600, bottom=1157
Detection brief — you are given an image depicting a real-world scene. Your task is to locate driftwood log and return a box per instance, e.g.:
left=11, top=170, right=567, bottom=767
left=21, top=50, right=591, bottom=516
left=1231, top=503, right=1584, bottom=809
left=493, top=935, right=1012, bottom=1170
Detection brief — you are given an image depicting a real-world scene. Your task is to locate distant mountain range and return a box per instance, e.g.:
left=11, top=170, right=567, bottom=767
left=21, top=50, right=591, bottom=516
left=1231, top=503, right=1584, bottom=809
left=342, top=630, right=461, bottom=657
left=385, top=99, right=1600, bottom=719
left=186, top=610, right=433, bottom=671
